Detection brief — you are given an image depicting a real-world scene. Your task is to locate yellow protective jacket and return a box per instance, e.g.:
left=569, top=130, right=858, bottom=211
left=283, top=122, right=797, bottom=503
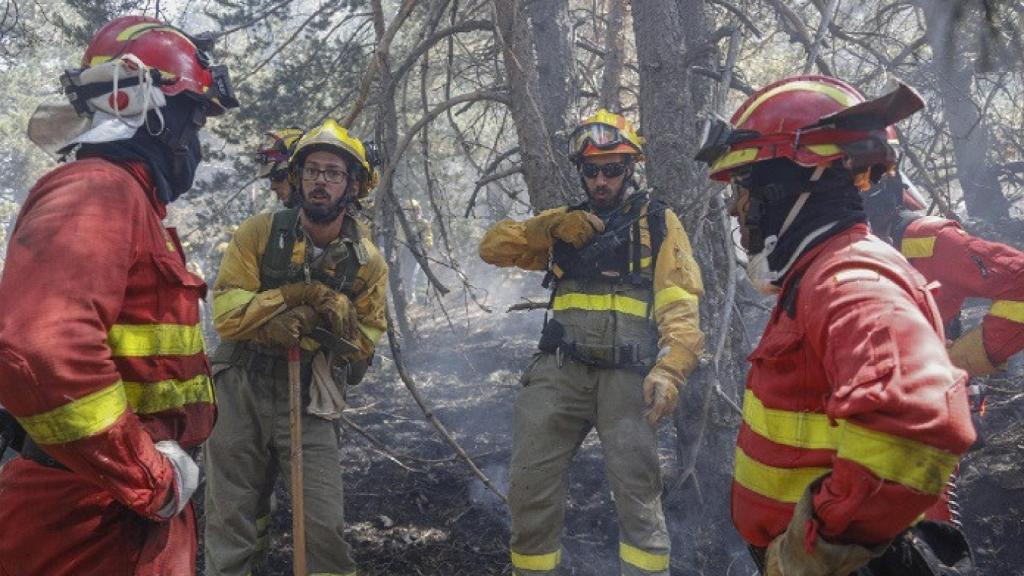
left=479, top=197, right=704, bottom=384
left=212, top=211, right=388, bottom=362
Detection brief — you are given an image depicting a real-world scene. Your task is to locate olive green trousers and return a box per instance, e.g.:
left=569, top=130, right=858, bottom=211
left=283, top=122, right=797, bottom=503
left=203, top=363, right=357, bottom=576
left=509, top=353, right=671, bottom=576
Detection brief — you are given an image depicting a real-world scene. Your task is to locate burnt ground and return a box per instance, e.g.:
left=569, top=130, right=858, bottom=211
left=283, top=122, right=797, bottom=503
left=193, top=290, right=1024, bottom=576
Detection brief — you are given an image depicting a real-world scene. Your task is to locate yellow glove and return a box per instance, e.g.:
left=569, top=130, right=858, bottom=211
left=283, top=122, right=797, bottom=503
left=764, top=478, right=887, bottom=576
left=642, top=368, right=680, bottom=425
left=278, top=281, right=336, bottom=308
left=313, top=292, right=359, bottom=340
left=256, top=305, right=318, bottom=348
left=947, top=325, right=999, bottom=377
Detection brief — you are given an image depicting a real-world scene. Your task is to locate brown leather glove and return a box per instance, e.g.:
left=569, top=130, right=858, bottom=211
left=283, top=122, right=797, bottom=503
left=256, top=305, right=318, bottom=348
left=524, top=210, right=605, bottom=250
left=278, top=281, right=336, bottom=308
left=947, top=325, right=999, bottom=377
left=313, top=292, right=360, bottom=340
left=550, top=211, right=605, bottom=248
left=642, top=368, right=680, bottom=425
left=764, top=477, right=888, bottom=576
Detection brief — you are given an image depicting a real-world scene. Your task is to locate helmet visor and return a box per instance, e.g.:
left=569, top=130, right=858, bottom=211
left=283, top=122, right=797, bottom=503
left=570, top=123, right=625, bottom=157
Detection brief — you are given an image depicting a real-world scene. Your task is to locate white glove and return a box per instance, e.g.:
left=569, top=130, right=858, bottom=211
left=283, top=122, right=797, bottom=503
left=154, top=440, right=199, bottom=520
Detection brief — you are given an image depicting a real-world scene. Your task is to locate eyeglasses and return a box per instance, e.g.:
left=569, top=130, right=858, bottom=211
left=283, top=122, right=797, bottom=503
left=580, top=161, right=627, bottom=179
left=302, top=166, right=348, bottom=183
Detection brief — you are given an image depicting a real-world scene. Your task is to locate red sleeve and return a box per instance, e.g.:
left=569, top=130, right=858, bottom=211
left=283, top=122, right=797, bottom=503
left=0, top=162, right=174, bottom=519
left=801, top=263, right=975, bottom=545
left=932, top=227, right=1024, bottom=364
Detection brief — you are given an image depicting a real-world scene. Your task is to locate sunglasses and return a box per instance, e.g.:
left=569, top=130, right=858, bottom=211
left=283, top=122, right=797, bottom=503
left=580, top=161, right=627, bottom=179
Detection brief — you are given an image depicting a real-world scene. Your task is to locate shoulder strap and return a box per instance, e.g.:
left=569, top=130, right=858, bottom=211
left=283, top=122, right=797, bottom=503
left=259, top=208, right=301, bottom=291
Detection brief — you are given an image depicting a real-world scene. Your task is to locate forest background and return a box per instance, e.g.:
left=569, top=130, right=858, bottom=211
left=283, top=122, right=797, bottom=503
left=1, top=0, right=1023, bottom=574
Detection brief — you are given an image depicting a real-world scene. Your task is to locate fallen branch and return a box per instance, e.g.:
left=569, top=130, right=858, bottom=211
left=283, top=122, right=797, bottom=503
left=385, top=310, right=508, bottom=503
left=340, top=413, right=425, bottom=472
left=507, top=300, right=549, bottom=312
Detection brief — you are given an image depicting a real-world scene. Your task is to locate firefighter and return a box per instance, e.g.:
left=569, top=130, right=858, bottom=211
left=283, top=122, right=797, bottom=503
left=256, top=128, right=304, bottom=207
left=698, top=75, right=976, bottom=575
left=203, top=118, right=388, bottom=576
left=479, top=109, right=705, bottom=575
left=864, top=174, right=1024, bottom=378
left=0, top=16, right=237, bottom=575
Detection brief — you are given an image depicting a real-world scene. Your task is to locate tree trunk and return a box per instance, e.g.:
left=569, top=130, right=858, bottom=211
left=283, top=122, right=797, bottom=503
left=922, top=0, right=1010, bottom=220
left=632, top=2, right=748, bottom=574
left=494, top=0, right=577, bottom=212
left=600, top=0, right=628, bottom=110
left=371, top=1, right=414, bottom=341
left=631, top=0, right=711, bottom=221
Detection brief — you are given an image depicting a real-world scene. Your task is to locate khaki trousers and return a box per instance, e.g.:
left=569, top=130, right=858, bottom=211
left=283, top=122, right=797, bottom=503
left=509, top=353, right=670, bottom=576
left=203, top=363, right=356, bottom=576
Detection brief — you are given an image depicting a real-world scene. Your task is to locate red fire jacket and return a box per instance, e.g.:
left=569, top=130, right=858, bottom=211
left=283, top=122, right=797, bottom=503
left=732, top=224, right=975, bottom=549
left=900, top=215, right=1024, bottom=365
left=0, top=158, right=216, bottom=575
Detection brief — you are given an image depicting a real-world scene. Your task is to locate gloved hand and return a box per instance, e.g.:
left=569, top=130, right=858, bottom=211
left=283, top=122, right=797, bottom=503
left=947, top=325, right=999, bottom=377
left=278, top=281, right=336, bottom=308
left=525, top=209, right=605, bottom=250
left=312, top=292, right=359, bottom=340
left=642, top=368, right=680, bottom=425
left=154, top=440, right=199, bottom=520
left=764, top=478, right=887, bottom=576
left=550, top=211, right=605, bottom=248
left=256, top=305, right=319, bottom=348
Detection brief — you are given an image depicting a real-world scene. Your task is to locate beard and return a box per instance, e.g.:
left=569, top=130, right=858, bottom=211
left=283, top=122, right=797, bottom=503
left=300, top=187, right=348, bottom=224
left=586, top=180, right=628, bottom=212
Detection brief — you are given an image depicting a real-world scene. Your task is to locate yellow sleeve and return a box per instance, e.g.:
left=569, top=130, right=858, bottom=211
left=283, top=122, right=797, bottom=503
left=346, top=238, right=389, bottom=362
left=478, top=207, right=568, bottom=271
left=651, top=209, right=705, bottom=384
left=211, top=212, right=290, bottom=341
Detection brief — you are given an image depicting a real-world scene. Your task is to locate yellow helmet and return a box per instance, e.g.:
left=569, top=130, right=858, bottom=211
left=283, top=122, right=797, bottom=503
left=568, top=109, right=645, bottom=163
left=256, top=128, right=303, bottom=179
left=290, top=119, right=378, bottom=198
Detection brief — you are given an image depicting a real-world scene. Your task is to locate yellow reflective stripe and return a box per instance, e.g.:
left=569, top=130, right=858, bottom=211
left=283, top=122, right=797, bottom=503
left=108, top=323, right=205, bottom=357
left=18, top=382, right=127, bottom=445
left=511, top=549, right=562, bottom=571
left=358, top=323, right=384, bottom=345
left=734, top=447, right=830, bottom=503
left=654, top=286, right=697, bottom=313
left=620, top=542, right=669, bottom=572
left=114, top=22, right=193, bottom=45
left=989, top=300, right=1024, bottom=323
left=123, top=375, right=214, bottom=415
left=628, top=256, right=653, bottom=272
left=213, top=288, right=257, bottom=319
left=710, top=147, right=758, bottom=173
left=805, top=144, right=842, bottom=156
left=743, top=389, right=959, bottom=495
left=552, top=293, right=649, bottom=319
left=901, top=236, right=936, bottom=259
left=735, top=80, right=859, bottom=128
left=837, top=421, right=958, bottom=495
left=742, top=389, right=841, bottom=450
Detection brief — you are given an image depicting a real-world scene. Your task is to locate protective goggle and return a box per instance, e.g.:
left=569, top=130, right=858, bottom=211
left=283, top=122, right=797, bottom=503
left=202, top=64, right=239, bottom=114
left=580, top=161, right=628, bottom=179
left=569, top=123, right=634, bottom=157
left=255, top=148, right=289, bottom=166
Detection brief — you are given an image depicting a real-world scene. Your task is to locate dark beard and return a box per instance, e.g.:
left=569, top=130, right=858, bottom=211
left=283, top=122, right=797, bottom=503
left=301, top=191, right=347, bottom=224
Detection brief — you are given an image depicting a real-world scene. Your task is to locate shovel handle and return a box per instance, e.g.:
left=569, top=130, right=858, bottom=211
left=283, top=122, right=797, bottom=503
left=288, top=345, right=305, bottom=576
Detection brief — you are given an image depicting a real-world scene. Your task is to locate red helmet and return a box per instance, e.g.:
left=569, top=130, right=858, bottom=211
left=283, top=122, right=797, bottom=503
left=81, top=16, right=237, bottom=115
left=707, top=75, right=901, bottom=182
